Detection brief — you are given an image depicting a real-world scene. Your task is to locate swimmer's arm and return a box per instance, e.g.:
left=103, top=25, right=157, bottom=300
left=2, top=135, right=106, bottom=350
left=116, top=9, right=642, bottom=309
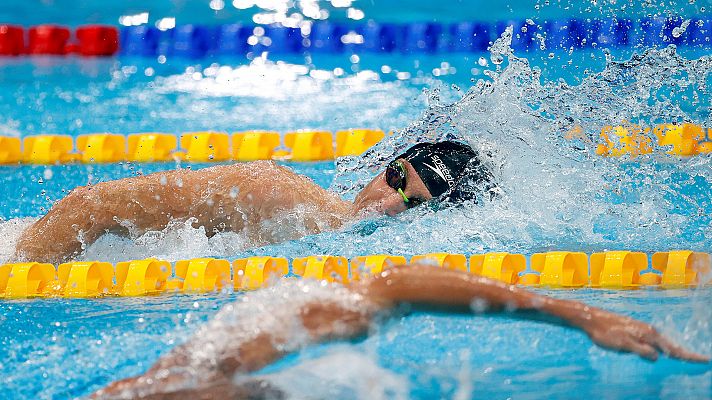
left=13, top=169, right=195, bottom=264
left=362, top=265, right=709, bottom=363
left=13, top=184, right=114, bottom=264
left=91, top=265, right=708, bottom=399
left=15, top=162, right=349, bottom=264
left=91, top=294, right=376, bottom=399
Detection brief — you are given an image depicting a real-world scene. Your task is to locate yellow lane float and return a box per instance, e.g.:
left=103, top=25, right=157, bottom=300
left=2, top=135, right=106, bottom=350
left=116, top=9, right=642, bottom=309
left=335, top=129, right=385, bottom=157
left=517, top=273, right=541, bottom=286
left=653, top=123, right=706, bottom=156
left=350, top=255, right=407, bottom=280
left=639, top=272, right=663, bottom=286
left=283, top=131, right=334, bottom=161
left=292, top=255, right=350, bottom=283
left=590, top=251, right=648, bottom=288
left=410, top=253, right=468, bottom=272
left=3, top=123, right=711, bottom=165
left=530, top=251, right=588, bottom=287
left=179, top=132, right=231, bottom=162
left=232, top=131, right=280, bottom=161
left=233, top=256, right=289, bottom=290
left=0, top=136, right=21, bottom=164
left=652, top=250, right=711, bottom=287
left=128, top=133, right=178, bottom=162
left=0, top=262, right=56, bottom=298
left=595, top=123, right=712, bottom=157
left=76, top=133, right=126, bottom=163
left=22, top=134, right=77, bottom=164
left=56, top=261, right=114, bottom=297
left=170, top=258, right=231, bottom=292
left=596, top=125, right=653, bottom=157
left=0, top=250, right=710, bottom=299
left=115, top=258, right=171, bottom=296
left=470, top=252, right=526, bottom=284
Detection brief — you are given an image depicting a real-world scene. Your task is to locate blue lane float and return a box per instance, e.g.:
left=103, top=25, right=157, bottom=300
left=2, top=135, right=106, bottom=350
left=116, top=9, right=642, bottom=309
left=264, top=26, right=303, bottom=54
left=593, top=18, right=634, bottom=46
left=404, top=22, right=443, bottom=53
left=171, top=24, right=218, bottom=58
left=450, top=22, right=490, bottom=52
left=689, top=18, right=712, bottom=46
left=117, top=16, right=712, bottom=58
left=216, top=24, right=252, bottom=55
left=309, top=22, right=347, bottom=53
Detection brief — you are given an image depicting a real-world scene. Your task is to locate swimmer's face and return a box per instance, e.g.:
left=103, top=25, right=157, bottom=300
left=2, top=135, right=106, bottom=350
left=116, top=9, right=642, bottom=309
left=353, top=159, right=433, bottom=216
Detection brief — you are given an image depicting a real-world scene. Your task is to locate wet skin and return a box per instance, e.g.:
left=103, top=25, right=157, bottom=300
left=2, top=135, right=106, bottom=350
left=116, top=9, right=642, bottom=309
left=91, top=265, right=709, bottom=399
left=14, top=159, right=432, bottom=264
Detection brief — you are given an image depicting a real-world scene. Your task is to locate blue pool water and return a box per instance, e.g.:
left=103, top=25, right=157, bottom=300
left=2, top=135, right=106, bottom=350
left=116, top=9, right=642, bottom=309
left=3, top=0, right=706, bottom=26
left=1, top=0, right=712, bottom=399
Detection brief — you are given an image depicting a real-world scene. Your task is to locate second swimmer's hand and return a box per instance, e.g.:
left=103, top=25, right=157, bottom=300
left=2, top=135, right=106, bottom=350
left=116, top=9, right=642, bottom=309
left=580, top=309, right=709, bottom=363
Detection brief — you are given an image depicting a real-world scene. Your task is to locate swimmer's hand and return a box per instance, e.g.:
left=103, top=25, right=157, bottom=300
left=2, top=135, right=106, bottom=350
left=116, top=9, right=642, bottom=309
left=579, top=309, right=709, bottom=363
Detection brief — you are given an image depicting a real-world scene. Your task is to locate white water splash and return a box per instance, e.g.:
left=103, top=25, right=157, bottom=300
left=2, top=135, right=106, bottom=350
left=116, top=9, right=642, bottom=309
left=243, top=348, right=410, bottom=400
left=81, top=219, right=251, bottom=263
left=331, top=42, right=712, bottom=254
left=0, top=217, right=35, bottom=264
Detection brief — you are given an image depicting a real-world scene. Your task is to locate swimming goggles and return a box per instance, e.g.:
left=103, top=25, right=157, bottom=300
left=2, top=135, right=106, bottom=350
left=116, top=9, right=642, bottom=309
left=385, top=160, right=423, bottom=209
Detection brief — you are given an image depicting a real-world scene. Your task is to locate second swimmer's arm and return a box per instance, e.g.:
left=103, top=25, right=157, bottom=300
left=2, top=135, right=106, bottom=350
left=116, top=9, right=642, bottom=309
left=91, top=265, right=707, bottom=399
left=362, top=265, right=708, bottom=362
left=91, top=291, right=376, bottom=399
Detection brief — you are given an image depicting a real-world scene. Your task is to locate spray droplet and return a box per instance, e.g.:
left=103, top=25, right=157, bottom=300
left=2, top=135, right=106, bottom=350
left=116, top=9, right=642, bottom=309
left=672, top=19, right=690, bottom=38
left=43, top=168, right=53, bottom=180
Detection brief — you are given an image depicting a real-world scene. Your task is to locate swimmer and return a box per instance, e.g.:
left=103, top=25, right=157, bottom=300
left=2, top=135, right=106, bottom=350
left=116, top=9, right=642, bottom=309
left=14, top=141, right=489, bottom=263
left=92, top=265, right=709, bottom=399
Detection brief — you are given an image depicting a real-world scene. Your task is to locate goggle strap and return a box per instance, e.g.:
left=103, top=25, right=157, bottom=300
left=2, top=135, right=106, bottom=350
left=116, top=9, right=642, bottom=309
left=398, top=188, right=409, bottom=203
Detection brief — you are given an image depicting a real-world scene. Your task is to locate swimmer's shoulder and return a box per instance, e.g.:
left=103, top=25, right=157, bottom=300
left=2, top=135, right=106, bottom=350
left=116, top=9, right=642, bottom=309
left=203, top=160, right=298, bottom=181
left=109, top=162, right=306, bottom=194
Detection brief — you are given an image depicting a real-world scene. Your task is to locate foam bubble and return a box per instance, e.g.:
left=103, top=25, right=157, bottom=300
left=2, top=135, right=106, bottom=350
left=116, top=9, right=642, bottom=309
left=0, top=217, right=37, bottom=263
left=81, top=218, right=251, bottom=264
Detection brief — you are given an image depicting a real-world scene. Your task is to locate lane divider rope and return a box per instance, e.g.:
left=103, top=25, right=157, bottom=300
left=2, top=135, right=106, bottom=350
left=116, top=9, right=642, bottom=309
left=0, top=25, right=118, bottom=56
left=0, top=123, right=710, bottom=165
left=1, top=17, right=710, bottom=58
left=0, top=129, right=384, bottom=164
left=0, top=250, right=709, bottom=299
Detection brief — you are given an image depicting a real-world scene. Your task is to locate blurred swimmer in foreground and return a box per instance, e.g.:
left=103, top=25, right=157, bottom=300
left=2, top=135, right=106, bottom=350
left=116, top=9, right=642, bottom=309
left=92, top=265, right=709, bottom=399
left=15, top=141, right=492, bottom=263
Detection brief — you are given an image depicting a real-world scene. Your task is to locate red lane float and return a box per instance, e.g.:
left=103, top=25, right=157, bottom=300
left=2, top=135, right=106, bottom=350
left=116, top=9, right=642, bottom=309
left=76, top=25, right=119, bottom=56
left=0, top=25, right=24, bottom=55
left=28, top=25, right=70, bottom=54
left=6, top=25, right=119, bottom=56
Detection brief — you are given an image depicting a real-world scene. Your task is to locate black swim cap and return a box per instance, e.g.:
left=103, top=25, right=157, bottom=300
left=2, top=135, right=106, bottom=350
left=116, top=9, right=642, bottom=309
left=395, top=141, right=483, bottom=198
